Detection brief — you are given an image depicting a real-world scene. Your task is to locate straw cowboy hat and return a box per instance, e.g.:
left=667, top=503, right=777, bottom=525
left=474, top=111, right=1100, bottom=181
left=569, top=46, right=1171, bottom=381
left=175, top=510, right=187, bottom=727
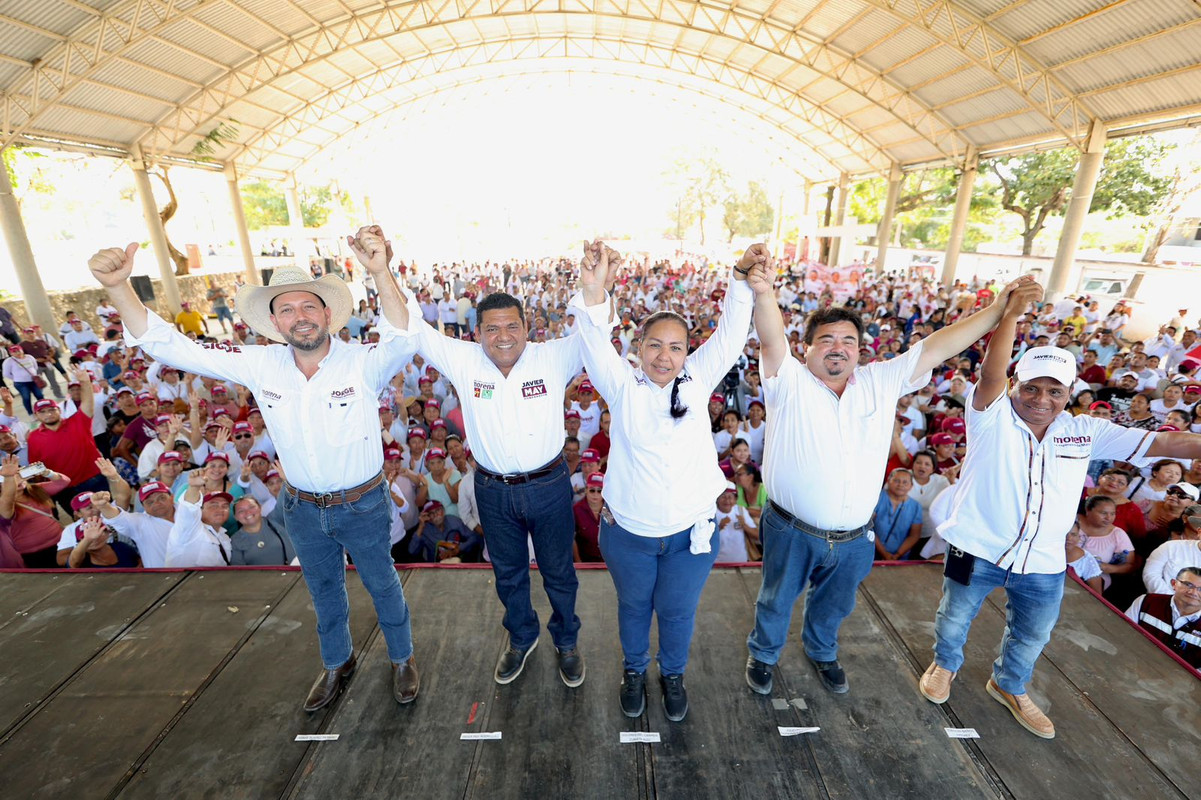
left=235, top=268, right=352, bottom=344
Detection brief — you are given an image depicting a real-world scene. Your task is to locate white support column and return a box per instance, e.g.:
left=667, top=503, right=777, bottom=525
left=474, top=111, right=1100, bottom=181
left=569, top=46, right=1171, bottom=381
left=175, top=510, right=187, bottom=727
left=1048, top=121, right=1108, bottom=300
left=941, top=146, right=978, bottom=287
left=130, top=148, right=182, bottom=314
left=800, top=180, right=813, bottom=260
left=225, top=162, right=260, bottom=286
left=285, top=178, right=303, bottom=229
left=0, top=152, right=55, bottom=331
left=828, top=172, right=849, bottom=266
left=772, top=187, right=785, bottom=258
left=875, top=163, right=902, bottom=272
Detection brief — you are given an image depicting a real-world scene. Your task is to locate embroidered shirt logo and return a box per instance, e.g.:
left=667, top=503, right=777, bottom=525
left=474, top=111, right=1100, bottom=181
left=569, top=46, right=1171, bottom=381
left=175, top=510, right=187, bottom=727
left=260, top=388, right=283, bottom=402
left=1053, top=435, right=1091, bottom=446
left=330, top=385, right=358, bottom=402
left=521, top=379, right=547, bottom=399
left=474, top=380, right=495, bottom=400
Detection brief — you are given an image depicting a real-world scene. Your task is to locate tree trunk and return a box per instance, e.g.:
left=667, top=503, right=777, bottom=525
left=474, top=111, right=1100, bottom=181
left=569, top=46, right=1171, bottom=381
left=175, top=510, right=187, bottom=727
left=151, top=169, right=191, bottom=276
left=1021, top=230, right=1036, bottom=256
left=1142, top=224, right=1170, bottom=265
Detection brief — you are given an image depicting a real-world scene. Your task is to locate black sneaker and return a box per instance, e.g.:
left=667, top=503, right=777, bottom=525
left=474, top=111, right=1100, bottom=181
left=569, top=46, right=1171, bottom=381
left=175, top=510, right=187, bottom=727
left=557, top=647, right=585, bottom=688
left=745, top=656, right=774, bottom=695
left=660, top=673, right=689, bottom=722
left=495, top=637, right=538, bottom=685
left=808, top=657, right=848, bottom=694
left=620, top=670, right=646, bottom=717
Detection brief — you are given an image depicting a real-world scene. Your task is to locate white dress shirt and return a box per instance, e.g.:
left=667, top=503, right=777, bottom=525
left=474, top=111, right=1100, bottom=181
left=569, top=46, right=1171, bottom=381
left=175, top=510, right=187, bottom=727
left=105, top=507, right=172, bottom=568
left=1143, top=539, right=1201, bottom=594
left=126, top=309, right=417, bottom=492
left=762, top=342, right=931, bottom=530
left=939, top=386, right=1157, bottom=575
left=570, top=275, right=754, bottom=540
left=166, top=497, right=232, bottom=567
left=404, top=297, right=583, bottom=474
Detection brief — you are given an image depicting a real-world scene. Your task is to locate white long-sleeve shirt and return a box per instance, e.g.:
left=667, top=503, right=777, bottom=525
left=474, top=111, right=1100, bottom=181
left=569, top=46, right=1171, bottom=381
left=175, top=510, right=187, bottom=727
left=1143, top=539, right=1201, bottom=594
left=569, top=274, right=754, bottom=537
left=403, top=296, right=584, bottom=474
left=165, top=497, right=231, bottom=567
left=126, top=309, right=417, bottom=493
left=105, top=507, right=172, bottom=568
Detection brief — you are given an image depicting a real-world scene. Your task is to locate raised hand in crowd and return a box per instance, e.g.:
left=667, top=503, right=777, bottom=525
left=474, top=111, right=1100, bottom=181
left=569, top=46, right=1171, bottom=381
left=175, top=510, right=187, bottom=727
left=348, top=225, right=394, bottom=273
left=735, top=243, right=772, bottom=285
left=0, top=453, right=19, bottom=479
left=89, top=491, right=112, bottom=513
left=95, top=457, right=119, bottom=481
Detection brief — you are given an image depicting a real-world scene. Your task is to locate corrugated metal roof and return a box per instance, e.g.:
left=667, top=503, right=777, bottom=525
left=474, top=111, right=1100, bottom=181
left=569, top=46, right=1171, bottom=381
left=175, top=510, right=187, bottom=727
left=0, top=0, right=1198, bottom=179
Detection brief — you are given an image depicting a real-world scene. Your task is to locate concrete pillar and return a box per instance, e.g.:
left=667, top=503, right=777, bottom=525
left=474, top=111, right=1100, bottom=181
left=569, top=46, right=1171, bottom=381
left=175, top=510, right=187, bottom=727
left=225, top=162, right=260, bottom=286
left=0, top=152, right=55, bottom=332
left=875, top=163, right=903, bottom=272
left=285, top=179, right=303, bottom=229
left=941, top=146, right=978, bottom=287
left=1047, top=121, right=1108, bottom=300
left=828, top=172, right=849, bottom=266
left=772, top=188, right=785, bottom=259
left=130, top=148, right=182, bottom=314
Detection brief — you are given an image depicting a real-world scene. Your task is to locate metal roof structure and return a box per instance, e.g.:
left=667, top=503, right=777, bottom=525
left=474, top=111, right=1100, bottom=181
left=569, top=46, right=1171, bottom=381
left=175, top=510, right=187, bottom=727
left=1, top=0, right=1199, bottom=182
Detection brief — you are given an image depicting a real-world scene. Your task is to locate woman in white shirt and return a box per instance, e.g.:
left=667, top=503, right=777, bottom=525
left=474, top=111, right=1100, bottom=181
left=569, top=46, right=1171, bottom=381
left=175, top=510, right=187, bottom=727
left=570, top=241, right=763, bottom=722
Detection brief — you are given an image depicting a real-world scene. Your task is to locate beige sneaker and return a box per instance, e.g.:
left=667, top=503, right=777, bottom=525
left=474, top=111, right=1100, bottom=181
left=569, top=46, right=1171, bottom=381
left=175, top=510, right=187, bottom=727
left=918, top=662, right=955, bottom=704
left=986, top=678, right=1055, bottom=739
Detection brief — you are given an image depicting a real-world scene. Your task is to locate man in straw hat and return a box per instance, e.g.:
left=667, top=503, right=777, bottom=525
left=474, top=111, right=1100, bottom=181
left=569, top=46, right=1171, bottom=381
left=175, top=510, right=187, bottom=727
left=87, top=226, right=422, bottom=712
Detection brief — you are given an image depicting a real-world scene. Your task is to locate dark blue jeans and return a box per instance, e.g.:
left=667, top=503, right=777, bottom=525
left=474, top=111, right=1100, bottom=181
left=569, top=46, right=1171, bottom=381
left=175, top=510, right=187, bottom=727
left=933, top=555, right=1065, bottom=695
left=599, top=519, right=719, bottom=675
left=474, top=460, right=580, bottom=651
left=283, top=480, right=413, bottom=670
left=747, top=504, right=875, bottom=664
left=13, top=379, right=42, bottom=415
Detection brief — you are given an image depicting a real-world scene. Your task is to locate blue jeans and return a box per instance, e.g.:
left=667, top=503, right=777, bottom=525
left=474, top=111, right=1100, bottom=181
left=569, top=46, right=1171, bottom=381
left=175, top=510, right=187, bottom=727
left=13, top=379, right=43, bottom=414
left=214, top=306, right=234, bottom=329
left=474, top=461, right=580, bottom=651
left=599, top=519, right=719, bottom=675
left=747, top=505, right=875, bottom=664
left=282, top=480, right=413, bottom=670
left=933, top=554, right=1064, bottom=695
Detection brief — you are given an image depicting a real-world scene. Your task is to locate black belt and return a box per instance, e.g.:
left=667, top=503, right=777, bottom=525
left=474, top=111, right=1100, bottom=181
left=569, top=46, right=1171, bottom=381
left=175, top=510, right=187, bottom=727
left=766, top=500, right=870, bottom=543
left=475, top=456, right=564, bottom=485
left=286, top=472, right=384, bottom=508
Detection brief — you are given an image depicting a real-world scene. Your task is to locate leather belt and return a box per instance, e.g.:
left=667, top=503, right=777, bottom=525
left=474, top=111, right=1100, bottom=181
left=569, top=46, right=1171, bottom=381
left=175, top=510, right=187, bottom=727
left=475, top=456, right=564, bottom=486
left=286, top=472, right=384, bottom=508
left=766, top=500, right=870, bottom=543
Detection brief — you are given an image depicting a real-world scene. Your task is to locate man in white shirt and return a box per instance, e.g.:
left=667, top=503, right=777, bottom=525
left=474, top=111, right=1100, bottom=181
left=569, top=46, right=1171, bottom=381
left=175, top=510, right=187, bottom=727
left=87, top=225, right=422, bottom=712
left=399, top=232, right=586, bottom=689
left=1125, top=566, right=1201, bottom=670
left=167, top=472, right=233, bottom=567
left=96, top=481, right=174, bottom=568
left=918, top=287, right=1201, bottom=741
left=744, top=272, right=1043, bottom=699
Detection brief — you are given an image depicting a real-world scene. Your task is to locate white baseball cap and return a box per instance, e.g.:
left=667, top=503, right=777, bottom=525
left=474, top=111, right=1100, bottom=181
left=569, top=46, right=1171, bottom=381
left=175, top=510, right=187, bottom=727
left=1015, top=346, right=1076, bottom=387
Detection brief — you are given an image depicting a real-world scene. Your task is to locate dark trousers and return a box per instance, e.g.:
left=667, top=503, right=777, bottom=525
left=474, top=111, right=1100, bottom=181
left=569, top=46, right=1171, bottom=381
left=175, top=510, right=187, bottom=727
left=474, top=461, right=581, bottom=651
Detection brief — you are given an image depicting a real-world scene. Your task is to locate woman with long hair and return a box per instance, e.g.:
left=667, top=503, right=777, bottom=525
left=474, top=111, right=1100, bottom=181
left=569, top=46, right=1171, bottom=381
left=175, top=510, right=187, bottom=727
left=1085, top=468, right=1147, bottom=543
left=571, top=240, right=763, bottom=722
left=1077, top=495, right=1139, bottom=597
left=0, top=455, right=71, bottom=568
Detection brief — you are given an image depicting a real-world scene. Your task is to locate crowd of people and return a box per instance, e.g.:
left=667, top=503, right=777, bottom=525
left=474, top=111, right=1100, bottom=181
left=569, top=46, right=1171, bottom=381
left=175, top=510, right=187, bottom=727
left=0, top=226, right=1198, bottom=731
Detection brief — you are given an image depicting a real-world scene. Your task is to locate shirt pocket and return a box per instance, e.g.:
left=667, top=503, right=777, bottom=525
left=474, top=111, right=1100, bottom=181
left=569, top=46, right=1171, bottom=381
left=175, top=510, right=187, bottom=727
left=257, top=390, right=295, bottom=449
left=324, top=387, right=373, bottom=447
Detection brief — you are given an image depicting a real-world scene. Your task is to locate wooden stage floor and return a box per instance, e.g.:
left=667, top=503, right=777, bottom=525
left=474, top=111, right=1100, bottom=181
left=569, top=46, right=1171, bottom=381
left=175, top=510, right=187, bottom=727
left=1, top=565, right=1196, bottom=800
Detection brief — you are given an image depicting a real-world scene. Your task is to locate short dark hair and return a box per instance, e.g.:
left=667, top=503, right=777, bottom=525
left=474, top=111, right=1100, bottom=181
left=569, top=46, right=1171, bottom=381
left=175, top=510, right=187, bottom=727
left=1084, top=494, right=1116, bottom=513
left=476, top=293, right=524, bottom=327
left=269, top=292, right=326, bottom=315
left=802, top=307, right=864, bottom=346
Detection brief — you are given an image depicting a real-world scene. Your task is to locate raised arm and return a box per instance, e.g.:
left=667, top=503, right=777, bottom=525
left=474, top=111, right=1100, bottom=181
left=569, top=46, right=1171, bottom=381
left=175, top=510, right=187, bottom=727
left=88, top=244, right=149, bottom=337
left=972, top=281, right=1045, bottom=411
left=913, top=276, right=1038, bottom=383
left=74, top=367, right=95, bottom=419
left=348, top=226, right=409, bottom=332
left=749, top=260, right=788, bottom=380
left=684, top=245, right=765, bottom=390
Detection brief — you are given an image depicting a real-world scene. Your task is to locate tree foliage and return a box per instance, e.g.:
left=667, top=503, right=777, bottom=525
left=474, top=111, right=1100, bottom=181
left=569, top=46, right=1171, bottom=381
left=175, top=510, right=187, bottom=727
left=722, top=180, right=774, bottom=242
left=663, top=154, right=730, bottom=245
left=987, top=135, right=1173, bottom=255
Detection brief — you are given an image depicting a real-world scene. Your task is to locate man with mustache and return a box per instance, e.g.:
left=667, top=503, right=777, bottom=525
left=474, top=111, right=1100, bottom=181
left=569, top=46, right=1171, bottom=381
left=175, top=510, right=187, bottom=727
left=87, top=226, right=423, bottom=713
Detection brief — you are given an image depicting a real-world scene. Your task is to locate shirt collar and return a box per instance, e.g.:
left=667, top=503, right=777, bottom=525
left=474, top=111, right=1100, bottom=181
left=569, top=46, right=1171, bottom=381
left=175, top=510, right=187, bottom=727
left=1170, top=598, right=1201, bottom=624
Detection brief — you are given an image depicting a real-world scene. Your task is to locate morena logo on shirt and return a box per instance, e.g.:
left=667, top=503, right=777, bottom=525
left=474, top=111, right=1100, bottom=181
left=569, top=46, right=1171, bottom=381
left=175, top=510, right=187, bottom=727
left=474, top=380, right=495, bottom=400
left=521, top=379, right=547, bottom=399
left=1053, top=435, right=1092, bottom=446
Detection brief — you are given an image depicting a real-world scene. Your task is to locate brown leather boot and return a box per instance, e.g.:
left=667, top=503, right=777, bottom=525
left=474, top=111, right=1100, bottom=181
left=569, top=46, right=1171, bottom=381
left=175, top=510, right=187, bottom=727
left=392, top=656, right=420, bottom=704
left=304, top=653, right=356, bottom=713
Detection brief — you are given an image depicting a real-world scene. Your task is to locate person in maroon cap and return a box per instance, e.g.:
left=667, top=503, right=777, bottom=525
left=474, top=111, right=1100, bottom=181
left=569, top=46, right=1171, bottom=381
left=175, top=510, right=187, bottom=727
left=738, top=399, right=767, bottom=463
left=405, top=427, right=430, bottom=475
left=18, top=326, right=63, bottom=400
left=570, top=448, right=602, bottom=502
left=167, top=470, right=232, bottom=567
left=112, top=392, right=160, bottom=465
left=429, top=417, right=450, bottom=450
left=27, top=370, right=106, bottom=515
left=420, top=447, right=461, bottom=517
left=3, top=344, right=44, bottom=413
left=408, top=500, right=479, bottom=562
left=573, top=472, right=605, bottom=563
left=564, top=409, right=586, bottom=449
left=0, top=455, right=72, bottom=567
left=928, top=433, right=961, bottom=475
left=570, top=379, right=603, bottom=443
left=420, top=396, right=442, bottom=431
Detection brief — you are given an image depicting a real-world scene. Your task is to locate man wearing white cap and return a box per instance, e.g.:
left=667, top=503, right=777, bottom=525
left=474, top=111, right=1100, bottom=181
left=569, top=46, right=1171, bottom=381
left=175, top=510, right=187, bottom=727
left=87, top=226, right=422, bottom=712
left=918, top=283, right=1201, bottom=740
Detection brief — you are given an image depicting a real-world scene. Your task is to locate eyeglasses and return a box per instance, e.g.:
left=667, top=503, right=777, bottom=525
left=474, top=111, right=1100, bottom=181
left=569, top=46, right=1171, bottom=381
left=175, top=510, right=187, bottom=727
left=1176, top=579, right=1201, bottom=594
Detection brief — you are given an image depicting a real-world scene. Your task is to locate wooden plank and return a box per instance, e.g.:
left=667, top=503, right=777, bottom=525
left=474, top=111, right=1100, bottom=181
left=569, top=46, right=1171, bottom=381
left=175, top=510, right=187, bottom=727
left=1025, top=582, right=1200, bottom=796
left=0, top=571, right=297, bottom=800
left=466, top=570, right=644, bottom=800
left=648, top=568, right=826, bottom=800
left=761, top=569, right=1001, bottom=800
left=0, top=573, right=75, bottom=630
left=863, top=565, right=1187, bottom=800
left=115, top=572, right=380, bottom=800
left=0, top=572, right=183, bottom=736
left=288, top=569, right=504, bottom=800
